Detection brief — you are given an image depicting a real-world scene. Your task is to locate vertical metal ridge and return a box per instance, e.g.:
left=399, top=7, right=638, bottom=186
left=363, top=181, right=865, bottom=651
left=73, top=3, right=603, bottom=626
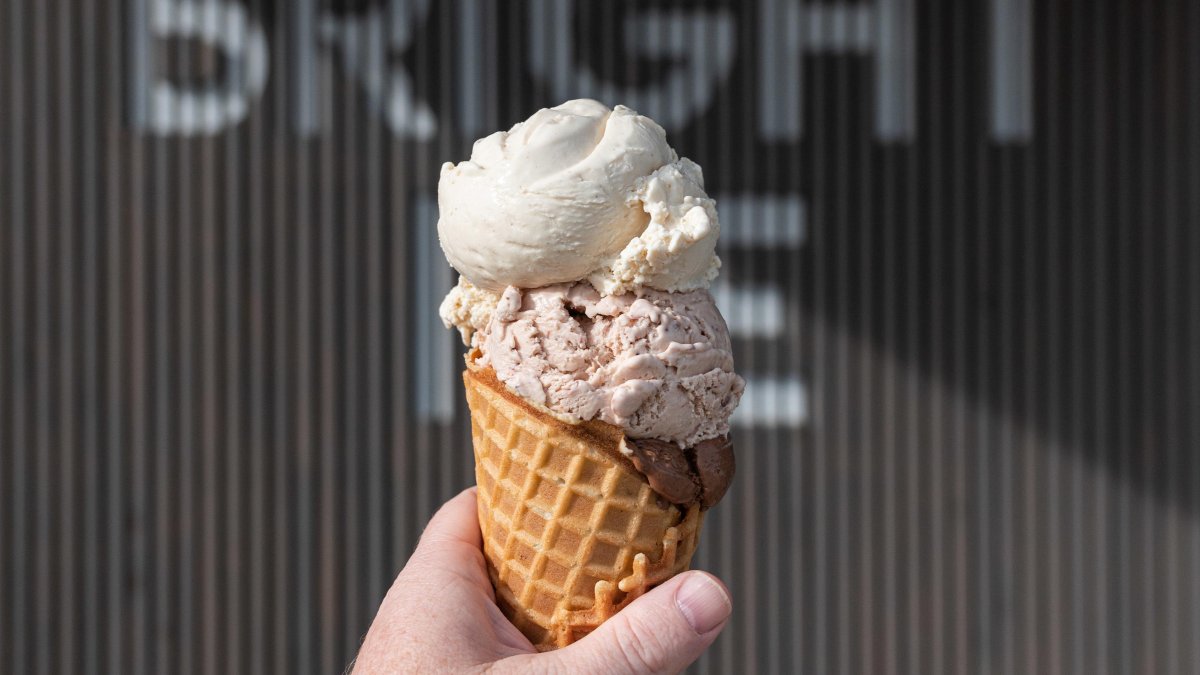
left=362, top=0, right=386, bottom=634
left=1137, top=3, right=1162, bottom=672
left=246, top=4, right=268, bottom=672
left=411, top=0, right=433, bottom=567
left=316, top=27, right=337, bottom=671
left=1067, top=5, right=1086, bottom=673
left=927, top=5, right=947, bottom=673
left=784, top=0, right=808, bottom=666
left=148, top=2, right=172, bottom=671
left=994, top=11, right=1022, bottom=671
left=339, top=17, right=361, bottom=662
left=387, top=0, right=413, bottom=577
left=859, top=5, right=879, bottom=670
left=809, top=2, right=829, bottom=672
left=833, top=4, right=851, bottom=671
left=1022, top=5, right=1044, bottom=674
left=150, top=11, right=173, bottom=668
left=1042, top=1, right=1064, bottom=672
left=343, top=14, right=364, bottom=658
left=272, top=4, right=297, bottom=669
left=80, top=0, right=101, bottom=670
left=293, top=2, right=318, bottom=668
left=950, top=2, right=970, bottom=670
left=735, top=2, right=759, bottom=670
left=1114, top=2, right=1134, bottom=672
left=0, top=0, right=9, bottom=664
left=7, top=0, right=28, bottom=671
left=1161, top=5, right=1185, bottom=672
left=102, top=0, right=123, bottom=668
left=174, top=0, right=196, bottom=667
left=996, top=50, right=1016, bottom=675
left=32, top=0, right=53, bottom=672
left=1090, top=3, right=1111, bottom=674
left=1189, top=4, right=1200, bottom=671
left=128, top=0, right=151, bottom=665
left=974, top=9, right=994, bottom=673
left=198, top=18, right=219, bottom=669
left=761, top=0, right=786, bottom=668
left=222, top=2, right=246, bottom=666
left=904, top=9, right=925, bottom=671
left=926, top=6, right=945, bottom=672
left=864, top=7, right=884, bottom=672
left=435, top=0, right=456, bottom=505
left=140, top=4, right=158, bottom=669
left=1191, top=71, right=1200, bottom=675
left=55, top=0, right=80, bottom=670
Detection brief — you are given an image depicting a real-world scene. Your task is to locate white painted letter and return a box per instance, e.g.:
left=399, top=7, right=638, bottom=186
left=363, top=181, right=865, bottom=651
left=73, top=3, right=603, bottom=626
left=130, top=0, right=268, bottom=135
left=759, top=0, right=915, bottom=142
left=527, top=0, right=736, bottom=130
left=990, top=0, right=1032, bottom=141
left=315, top=0, right=437, bottom=139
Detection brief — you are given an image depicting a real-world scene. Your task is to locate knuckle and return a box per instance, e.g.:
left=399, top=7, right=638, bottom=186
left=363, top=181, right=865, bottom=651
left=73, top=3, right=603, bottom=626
left=609, top=613, right=671, bottom=674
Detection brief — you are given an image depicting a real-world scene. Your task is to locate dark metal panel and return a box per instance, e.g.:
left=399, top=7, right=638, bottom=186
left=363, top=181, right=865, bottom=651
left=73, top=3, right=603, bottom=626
left=1, top=1, right=1198, bottom=673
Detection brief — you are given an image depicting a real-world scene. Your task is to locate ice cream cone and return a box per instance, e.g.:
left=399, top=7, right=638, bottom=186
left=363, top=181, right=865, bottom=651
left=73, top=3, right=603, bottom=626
left=462, top=360, right=704, bottom=650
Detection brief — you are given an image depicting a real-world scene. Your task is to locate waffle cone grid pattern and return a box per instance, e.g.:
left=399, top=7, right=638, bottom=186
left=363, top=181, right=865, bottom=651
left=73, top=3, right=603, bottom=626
left=464, top=367, right=703, bottom=650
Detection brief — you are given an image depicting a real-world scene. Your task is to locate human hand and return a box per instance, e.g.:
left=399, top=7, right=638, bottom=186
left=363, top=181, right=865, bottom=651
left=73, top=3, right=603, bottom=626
left=351, top=487, right=732, bottom=674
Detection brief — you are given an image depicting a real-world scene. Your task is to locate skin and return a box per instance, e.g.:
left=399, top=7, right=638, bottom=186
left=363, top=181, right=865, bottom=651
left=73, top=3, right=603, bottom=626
left=352, top=488, right=732, bottom=674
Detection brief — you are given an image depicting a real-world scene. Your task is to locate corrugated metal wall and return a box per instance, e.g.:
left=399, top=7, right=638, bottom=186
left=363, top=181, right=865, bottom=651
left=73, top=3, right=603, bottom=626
left=2, top=0, right=1198, bottom=673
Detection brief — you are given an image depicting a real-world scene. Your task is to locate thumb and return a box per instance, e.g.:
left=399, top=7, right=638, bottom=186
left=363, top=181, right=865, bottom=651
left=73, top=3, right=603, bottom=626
left=545, top=570, right=732, bottom=675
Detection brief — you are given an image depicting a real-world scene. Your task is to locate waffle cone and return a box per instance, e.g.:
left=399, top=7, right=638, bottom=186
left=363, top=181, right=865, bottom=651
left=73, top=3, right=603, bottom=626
left=463, top=363, right=704, bottom=650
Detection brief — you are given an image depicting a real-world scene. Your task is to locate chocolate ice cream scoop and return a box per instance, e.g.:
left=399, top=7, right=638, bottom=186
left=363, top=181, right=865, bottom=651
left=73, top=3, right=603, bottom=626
left=627, top=435, right=735, bottom=509
left=692, top=436, right=735, bottom=509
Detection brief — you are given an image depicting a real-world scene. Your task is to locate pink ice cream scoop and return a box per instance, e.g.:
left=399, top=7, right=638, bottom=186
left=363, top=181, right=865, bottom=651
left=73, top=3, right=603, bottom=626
left=475, top=282, right=745, bottom=449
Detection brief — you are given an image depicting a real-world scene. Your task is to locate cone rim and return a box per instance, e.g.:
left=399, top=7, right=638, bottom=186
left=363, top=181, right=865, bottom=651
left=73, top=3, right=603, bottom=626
left=463, top=353, right=641, bottom=477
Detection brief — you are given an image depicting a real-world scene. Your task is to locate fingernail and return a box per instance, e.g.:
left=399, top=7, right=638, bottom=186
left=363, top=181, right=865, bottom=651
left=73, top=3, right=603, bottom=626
left=675, top=573, right=732, bottom=634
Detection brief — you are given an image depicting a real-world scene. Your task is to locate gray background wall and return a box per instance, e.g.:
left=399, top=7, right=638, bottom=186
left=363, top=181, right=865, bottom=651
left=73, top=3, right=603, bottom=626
left=2, top=0, right=1199, bottom=672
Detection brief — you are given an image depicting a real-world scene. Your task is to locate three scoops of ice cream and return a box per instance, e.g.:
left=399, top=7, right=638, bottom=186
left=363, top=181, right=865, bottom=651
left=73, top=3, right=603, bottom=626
left=438, top=98, right=744, bottom=510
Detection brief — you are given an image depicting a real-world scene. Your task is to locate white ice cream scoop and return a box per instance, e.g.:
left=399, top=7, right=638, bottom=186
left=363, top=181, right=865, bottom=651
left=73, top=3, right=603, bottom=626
left=437, top=99, right=720, bottom=295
